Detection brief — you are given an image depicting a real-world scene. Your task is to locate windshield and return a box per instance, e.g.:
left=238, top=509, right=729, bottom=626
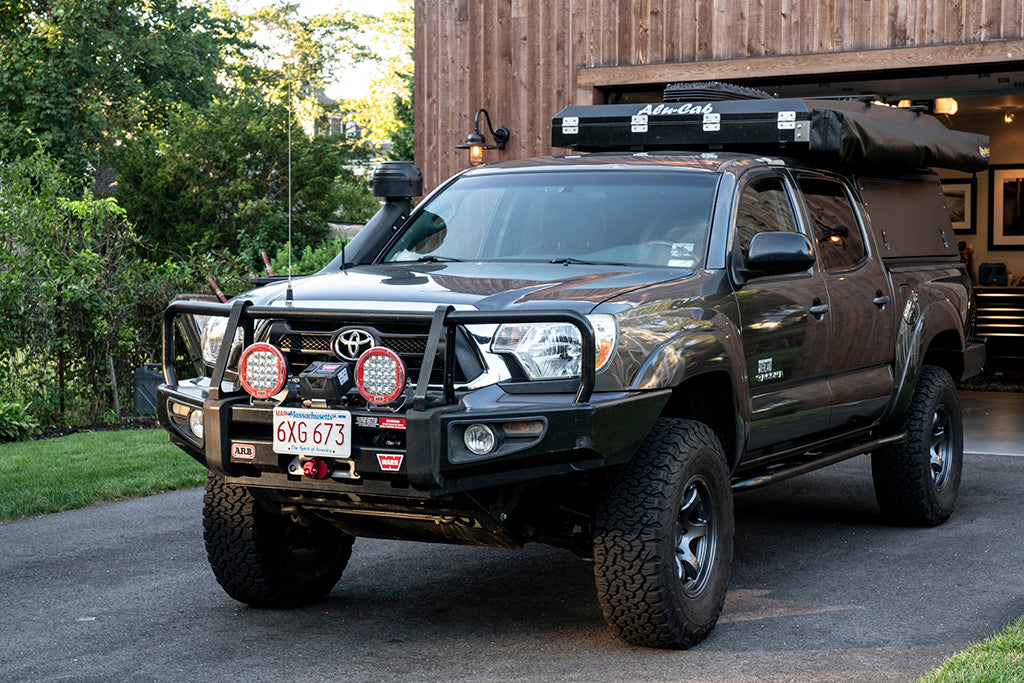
left=383, top=169, right=718, bottom=268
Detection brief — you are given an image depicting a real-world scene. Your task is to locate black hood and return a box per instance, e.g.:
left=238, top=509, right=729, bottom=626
left=245, top=261, right=689, bottom=314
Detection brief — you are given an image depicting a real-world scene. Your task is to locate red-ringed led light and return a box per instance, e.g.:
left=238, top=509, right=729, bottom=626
left=238, top=342, right=288, bottom=399
left=355, top=346, right=406, bottom=405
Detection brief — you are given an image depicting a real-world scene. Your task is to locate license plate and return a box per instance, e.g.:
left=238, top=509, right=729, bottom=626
left=273, top=407, right=352, bottom=458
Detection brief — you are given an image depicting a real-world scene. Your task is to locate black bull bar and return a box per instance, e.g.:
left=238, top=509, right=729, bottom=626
left=162, top=298, right=597, bottom=406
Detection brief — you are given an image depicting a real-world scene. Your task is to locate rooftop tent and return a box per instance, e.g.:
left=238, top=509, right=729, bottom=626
left=807, top=99, right=989, bottom=172
left=551, top=86, right=989, bottom=172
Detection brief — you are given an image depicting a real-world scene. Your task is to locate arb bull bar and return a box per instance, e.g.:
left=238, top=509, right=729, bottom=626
left=161, top=298, right=596, bottom=405
left=159, top=299, right=667, bottom=497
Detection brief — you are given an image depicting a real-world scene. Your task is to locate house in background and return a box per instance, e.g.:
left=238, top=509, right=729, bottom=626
left=414, top=0, right=1024, bottom=363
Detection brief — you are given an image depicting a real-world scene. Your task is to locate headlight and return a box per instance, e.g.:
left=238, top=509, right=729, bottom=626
left=201, top=316, right=243, bottom=366
left=491, top=314, right=617, bottom=380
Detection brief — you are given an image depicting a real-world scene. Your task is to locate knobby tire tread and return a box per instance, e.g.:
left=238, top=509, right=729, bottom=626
left=872, top=365, right=962, bottom=527
left=203, top=475, right=353, bottom=608
left=593, top=418, right=733, bottom=649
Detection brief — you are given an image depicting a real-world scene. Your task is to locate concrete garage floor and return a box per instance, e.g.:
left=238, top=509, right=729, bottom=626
left=0, top=391, right=1021, bottom=682
left=961, top=390, right=1024, bottom=457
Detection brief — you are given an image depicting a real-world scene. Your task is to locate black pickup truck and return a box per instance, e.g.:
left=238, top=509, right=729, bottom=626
left=158, top=87, right=987, bottom=649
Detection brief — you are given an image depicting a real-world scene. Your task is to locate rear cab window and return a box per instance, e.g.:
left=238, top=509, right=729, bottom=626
left=795, top=175, right=867, bottom=271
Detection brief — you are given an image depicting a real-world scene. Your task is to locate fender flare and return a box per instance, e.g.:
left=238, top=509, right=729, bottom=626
left=884, top=298, right=965, bottom=425
left=629, top=320, right=749, bottom=467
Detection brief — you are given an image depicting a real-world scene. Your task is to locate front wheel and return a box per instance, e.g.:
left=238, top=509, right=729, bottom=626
left=593, top=419, right=734, bottom=649
left=872, top=365, right=963, bottom=526
left=203, top=475, right=354, bottom=607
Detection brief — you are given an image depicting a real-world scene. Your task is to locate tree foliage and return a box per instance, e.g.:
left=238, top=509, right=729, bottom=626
left=0, top=2, right=412, bottom=425
left=270, top=235, right=349, bottom=276
left=111, top=93, right=373, bottom=266
left=0, top=153, right=250, bottom=424
left=226, top=2, right=377, bottom=132
left=0, top=0, right=245, bottom=175
left=347, top=0, right=414, bottom=146
left=388, top=67, right=415, bottom=162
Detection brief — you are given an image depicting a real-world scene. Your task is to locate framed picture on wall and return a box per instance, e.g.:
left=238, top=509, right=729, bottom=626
left=989, top=165, right=1024, bottom=250
left=941, top=178, right=975, bottom=234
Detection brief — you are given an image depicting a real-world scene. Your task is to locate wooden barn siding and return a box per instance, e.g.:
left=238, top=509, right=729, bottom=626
left=415, top=0, right=1024, bottom=191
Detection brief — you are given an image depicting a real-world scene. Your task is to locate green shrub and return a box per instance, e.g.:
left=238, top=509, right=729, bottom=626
left=270, top=235, right=350, bottom=275
left=0, top=401, right=38, bottom=442
left=0, top=153, right=254, bottom=426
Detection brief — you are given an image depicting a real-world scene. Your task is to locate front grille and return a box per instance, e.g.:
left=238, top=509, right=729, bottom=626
left=380, top=335, right=427, bottom=355
left=271, top=323, right=476, bottom=385
left=279, top=334, right=332, bottom=353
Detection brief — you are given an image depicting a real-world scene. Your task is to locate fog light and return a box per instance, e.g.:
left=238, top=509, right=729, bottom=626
left=188, top=409, right=204, bottom=439
left=464, top=424, right=497, bottom=455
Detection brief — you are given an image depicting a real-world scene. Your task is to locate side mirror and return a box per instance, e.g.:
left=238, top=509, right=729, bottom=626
left=744, top=231, right=815, bottom=276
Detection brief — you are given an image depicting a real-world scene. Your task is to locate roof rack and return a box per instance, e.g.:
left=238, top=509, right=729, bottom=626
left=551, top=88, right=989, bottom=172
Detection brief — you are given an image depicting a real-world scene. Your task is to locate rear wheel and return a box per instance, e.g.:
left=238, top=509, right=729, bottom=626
left=872, top=365, right=963, bottom=526
left=203, top=475, right=353, bottom=607
left=593, top=419, right=734, bottom=649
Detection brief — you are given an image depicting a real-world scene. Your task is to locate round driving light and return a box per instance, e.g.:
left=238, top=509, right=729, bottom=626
left=238, top=342, right=288, bottom=399
left=464, top=424, right=497, bottom=455
left=355, top=346, right=406, bottom=405
left=188, top=409, right=204, bottom=439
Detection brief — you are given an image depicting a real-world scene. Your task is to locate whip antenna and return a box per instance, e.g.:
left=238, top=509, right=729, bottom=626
left=286, top=53, right=294, bottom=303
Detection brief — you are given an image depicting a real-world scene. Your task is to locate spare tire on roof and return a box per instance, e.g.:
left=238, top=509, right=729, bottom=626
left=663, top=81, right=776, bottom=102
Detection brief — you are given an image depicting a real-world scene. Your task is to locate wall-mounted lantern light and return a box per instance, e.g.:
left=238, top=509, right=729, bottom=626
left=456, top=109, right=510, bottom=166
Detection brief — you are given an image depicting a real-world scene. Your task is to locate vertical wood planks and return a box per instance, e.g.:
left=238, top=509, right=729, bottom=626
left=648, top=0, right=665, bottom=64
left=945, top=0, right=965, bottom=43
left=763, top=0, right=781, bottom=55
left=681, top=0, right=697, bottom=62
left=636, top=0, right=650, bottom=64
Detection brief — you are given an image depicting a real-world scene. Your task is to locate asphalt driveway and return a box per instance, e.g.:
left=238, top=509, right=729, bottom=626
left=2, top=448, right=1022, bottom=682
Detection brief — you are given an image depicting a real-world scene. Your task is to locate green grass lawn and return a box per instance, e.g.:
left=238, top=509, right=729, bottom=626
left=918, top=616, right=1024, bottom=682
left=0, top=429, right=206, bottom=522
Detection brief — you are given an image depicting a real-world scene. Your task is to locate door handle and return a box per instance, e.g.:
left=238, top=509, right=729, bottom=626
left=873, top=292, right=890, bottom=308
left=809, top=303, right=829, bottom=317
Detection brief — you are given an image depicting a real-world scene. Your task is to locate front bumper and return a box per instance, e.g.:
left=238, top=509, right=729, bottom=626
left=158, top=380, right=670, bottom=498
left=159, top=298, right=670, bottom=499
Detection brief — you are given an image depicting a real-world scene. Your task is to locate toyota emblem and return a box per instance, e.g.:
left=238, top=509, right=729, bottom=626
left=332, top=328, right=377, bottom=361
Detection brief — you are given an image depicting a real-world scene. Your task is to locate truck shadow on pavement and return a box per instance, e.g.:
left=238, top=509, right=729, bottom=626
left=251, top=461, right=884, bottom=644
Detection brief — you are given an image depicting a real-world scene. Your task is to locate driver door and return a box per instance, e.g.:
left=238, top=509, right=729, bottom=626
left=731, top=173, right=832, bottom=454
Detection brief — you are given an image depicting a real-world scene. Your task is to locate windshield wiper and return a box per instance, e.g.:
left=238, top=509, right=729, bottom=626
left=549, top=257, right=628, bottom=266
left=415, top=255, right=464, bottom=263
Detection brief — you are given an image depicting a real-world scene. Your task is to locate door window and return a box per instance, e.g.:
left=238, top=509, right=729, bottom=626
left=798, top=177, right=866, bottom=271
left=735, top=175, right=799, bottom=258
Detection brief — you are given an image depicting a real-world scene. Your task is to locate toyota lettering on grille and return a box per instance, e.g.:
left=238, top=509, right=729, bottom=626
left=332, top=328, right=376, bottom=362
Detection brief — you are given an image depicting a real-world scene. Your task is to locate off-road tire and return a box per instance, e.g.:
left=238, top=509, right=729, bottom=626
left=593, top=418, right=734, bottom=649
left=663, top=80, right=775, bottom=102
left=203, top=475, right=354, bottom=607
left=872, top=365, right=963, bottom=526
